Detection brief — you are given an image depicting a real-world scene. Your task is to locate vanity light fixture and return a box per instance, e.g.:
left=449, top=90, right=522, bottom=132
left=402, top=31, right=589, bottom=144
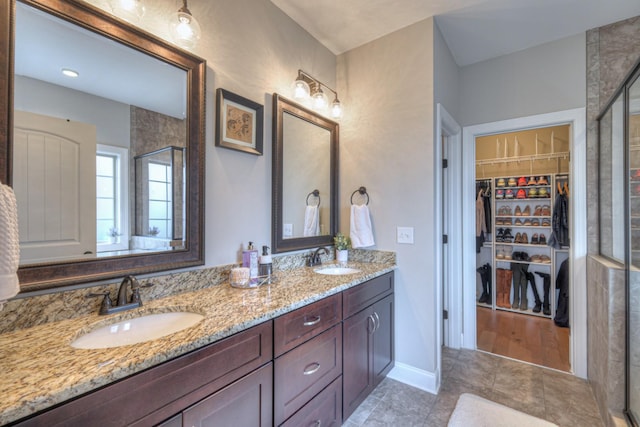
left=108, top=0, right=145, bottom=22
left=169, top=0, right=202, bottom=49
left=61, top=68, right=79, bottom=78
left=291, top=69, right=343, bottom=119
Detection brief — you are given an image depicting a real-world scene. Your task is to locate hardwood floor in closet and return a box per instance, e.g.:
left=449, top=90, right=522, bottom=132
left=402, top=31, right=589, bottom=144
left=476, top=306, right=570, bottom=372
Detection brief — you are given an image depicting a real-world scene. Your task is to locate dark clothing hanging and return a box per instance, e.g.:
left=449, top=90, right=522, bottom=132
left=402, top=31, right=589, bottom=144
left=554, top=259, right=570, bottom=327
left=548, top=193, right=569, bottom=249
left=483, top=192, right=492, bottom=233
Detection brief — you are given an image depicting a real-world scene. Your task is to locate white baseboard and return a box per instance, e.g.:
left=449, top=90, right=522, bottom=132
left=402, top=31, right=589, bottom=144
left=386, top=362, right=438, bottom=394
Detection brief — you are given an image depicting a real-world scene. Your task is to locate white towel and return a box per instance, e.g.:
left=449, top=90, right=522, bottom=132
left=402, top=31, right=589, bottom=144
left=303, top=205, right=320, bottom=236
left=0, top=183, right=20, bottom=308
left=350, top=204, right=375, bottom=248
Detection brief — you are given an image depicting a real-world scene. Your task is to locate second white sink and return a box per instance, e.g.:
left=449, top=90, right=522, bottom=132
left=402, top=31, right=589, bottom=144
left=314, top=266, right=361, bottom=275
left=71, top=311, right=204, bottom=349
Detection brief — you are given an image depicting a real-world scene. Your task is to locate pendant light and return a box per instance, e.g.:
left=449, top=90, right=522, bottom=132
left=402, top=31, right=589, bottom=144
left=169, top=0, right=202, bottom=49
left=108, top=0, right=145, bottom=22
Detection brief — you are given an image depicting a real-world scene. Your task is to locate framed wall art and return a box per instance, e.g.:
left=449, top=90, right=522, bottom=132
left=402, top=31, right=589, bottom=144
left=215, top=88, right=264, bottom=155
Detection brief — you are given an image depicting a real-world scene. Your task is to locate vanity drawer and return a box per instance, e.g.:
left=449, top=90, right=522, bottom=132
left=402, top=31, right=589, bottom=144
left=274, top=293, right=342, bottom=356
left=274, top=324, right=342, bottom=425
left=343, top=272, right=394, bottom=318
left=280, top=375, right=342, bottom=427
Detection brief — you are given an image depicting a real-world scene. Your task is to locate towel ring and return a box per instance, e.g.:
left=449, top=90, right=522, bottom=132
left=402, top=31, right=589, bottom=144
left=350, top=186, right=369, bottom=206
left=306, top=189, right=320, bottom=206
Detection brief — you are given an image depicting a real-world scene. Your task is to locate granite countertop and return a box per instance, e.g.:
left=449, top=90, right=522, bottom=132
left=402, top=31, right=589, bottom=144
left=0, top=261, right=395, bottom=425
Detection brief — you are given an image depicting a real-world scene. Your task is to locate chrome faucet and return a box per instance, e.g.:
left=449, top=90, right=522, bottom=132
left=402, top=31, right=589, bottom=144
left=307, top=247, right=328, bottom=267
left=88, top=275, right=153, bottom=315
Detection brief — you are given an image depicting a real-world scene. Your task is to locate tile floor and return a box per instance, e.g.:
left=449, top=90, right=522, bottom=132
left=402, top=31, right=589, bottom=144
left=344, top=347, right=604, bottom=427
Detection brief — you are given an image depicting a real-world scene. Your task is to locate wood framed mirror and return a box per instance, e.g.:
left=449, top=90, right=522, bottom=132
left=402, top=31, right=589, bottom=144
left=272, top=94, right=338, bottom=253
left=1, top=0, right=206, bottom=292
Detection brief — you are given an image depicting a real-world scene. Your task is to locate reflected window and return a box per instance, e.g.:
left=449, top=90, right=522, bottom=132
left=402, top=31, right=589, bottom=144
left=148, top=162, right=172, bottom=239
left=96, top=144, right=129, bottom=252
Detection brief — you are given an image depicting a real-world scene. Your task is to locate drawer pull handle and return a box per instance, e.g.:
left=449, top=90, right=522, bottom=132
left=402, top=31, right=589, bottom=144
left=373, top=311, right=380, bottom=332
left=303, top=315, right=321, bottom=326
left=367, top=315, right=375, bottom=334
left=309, top=421, right=321, bottom=427
left=303, top=362, right=321, bottom=375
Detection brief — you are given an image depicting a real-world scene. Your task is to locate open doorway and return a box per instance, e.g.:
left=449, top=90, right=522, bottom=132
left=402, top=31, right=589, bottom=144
left=474, top=125, right=571, bottom=371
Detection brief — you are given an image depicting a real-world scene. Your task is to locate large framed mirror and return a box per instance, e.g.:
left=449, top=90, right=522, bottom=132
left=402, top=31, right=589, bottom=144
left=272, top=94, right=338, bottom=253
left=1, top=0, right=206, bottom=292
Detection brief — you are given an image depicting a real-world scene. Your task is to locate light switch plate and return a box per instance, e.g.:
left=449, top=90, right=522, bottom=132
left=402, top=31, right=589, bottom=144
left=397, top=226, right=414, bottom=244
left=284, top=223, right=293, bottom=238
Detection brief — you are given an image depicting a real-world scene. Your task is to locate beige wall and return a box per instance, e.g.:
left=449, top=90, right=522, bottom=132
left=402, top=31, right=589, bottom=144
left=338, top=18, right=437, bottom=374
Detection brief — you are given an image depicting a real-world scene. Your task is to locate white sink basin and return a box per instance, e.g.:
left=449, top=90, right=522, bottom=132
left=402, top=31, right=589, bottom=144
left=71, top=312, right=204, bottom=349
left=314, top=266, right=361, bottom=275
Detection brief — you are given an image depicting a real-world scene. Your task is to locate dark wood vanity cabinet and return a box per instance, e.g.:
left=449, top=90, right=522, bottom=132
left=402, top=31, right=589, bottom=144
left=342, top=273, right=394, bottom=420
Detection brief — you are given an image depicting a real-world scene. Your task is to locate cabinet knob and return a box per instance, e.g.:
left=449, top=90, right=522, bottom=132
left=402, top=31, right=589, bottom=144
left=303, top=315, right=321, bottom=326
left=303, top=362, right=321, bottom=375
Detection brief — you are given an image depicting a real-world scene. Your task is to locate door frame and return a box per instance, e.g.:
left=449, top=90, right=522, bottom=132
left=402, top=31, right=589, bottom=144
left=460, top=108, right=587, bottom=378
left=435, top=103, right=462, bottom=390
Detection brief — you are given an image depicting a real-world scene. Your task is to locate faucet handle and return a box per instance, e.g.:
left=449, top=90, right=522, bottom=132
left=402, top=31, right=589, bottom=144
left=87, top=291, right=113, bottom=315
left=130, top=282, right=154, bottom=305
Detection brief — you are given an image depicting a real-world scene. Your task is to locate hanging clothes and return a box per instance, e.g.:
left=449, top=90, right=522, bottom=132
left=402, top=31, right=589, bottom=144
left=548, top=191, right=569, bottom=249
left=554, top=259, right=570, bottom=327
left=483, top=186, right=492, bottom=234
left=476, top=189, right=487, bottom=253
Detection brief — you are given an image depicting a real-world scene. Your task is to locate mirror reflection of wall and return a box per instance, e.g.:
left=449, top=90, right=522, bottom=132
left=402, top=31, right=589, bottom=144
left=13, top=1, right=188, bottom=266
left=282, top=112, right=331, bottom=239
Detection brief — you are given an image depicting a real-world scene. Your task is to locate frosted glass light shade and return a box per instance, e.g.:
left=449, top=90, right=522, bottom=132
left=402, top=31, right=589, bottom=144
left=292, top=79, right=310, bottom=100
left=331, top=100, right=342, bottom=119
left=170, top=10, right=202, bottom=49
left=312, top=90, right=328, bottom=111
left=108, top=0, right=145, bottom=22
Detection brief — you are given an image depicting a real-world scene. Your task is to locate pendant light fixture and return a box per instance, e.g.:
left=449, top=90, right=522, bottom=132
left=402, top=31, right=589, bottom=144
left=108, top=0, right=145, bottom=22
left=169, top=0, right=202, bottom=49
left=291, top=69, right=343, bottom=119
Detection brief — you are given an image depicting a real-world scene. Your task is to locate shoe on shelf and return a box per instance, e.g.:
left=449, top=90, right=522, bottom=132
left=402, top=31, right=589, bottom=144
left=539, top=255, right=551, bottom=264
left=504, top=246, right=513, bottom=260
left=632, top=170, right=640, bottom=182
left=520, top=302, right=528, bottom=311
left=516, top=189, right=527, bottom=199
left=496, top=228, right=505, bottom=242
left=508, top=177, right=517, bottom=187
left=518, top=176, right=527, bottom=186
left=504, top=206, right=513, bottom=215
left=530, top=254, right=541, bottom=263
left=521, top=232, right=529, bottom=244
left=497, top=178, right=506, bottom=187
left=522, top=205, right=531, bottom=216
left=502, top=228, right=514, bottom=242
left=539, top=233, right=547, bottom=245
left=528, top=188, right=538, bottom=198
left=515, top=206, right=522, bottom=216
left=530, top=219, right=540, bottom=226
left=514, top=218, right=523, bottom=226
left=531, top=233, right=539, bottom=244
left=538, top=187, right=549, bottom=198
left=502, top=218, right=512, bottom=225
left=541, top=218, right=551, bottom=227
left=537, top=176, right=549, bottom=185
left=514, top=232, right=522, bottom=244
left=523, top=218, right=532, bottom=226
left=527, top=176, right=537, bottom=186
left=505, top=189, right=515, bottom=199
left=541, top=205, right=551, bottom=216
left=496, top=189, right=505, bottom=199
left=496, top=218, right=504, bottom=225
left=533, top=205, right=542, bottom=216
left=496, top=247, right=505, bottom=259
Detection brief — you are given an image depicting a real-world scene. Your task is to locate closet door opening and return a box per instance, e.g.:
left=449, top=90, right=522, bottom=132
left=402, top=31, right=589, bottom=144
left=474, top=125, right=571, bottom=372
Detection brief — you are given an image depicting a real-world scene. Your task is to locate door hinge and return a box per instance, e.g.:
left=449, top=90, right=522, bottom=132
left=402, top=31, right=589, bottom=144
left=443, top=310, right=449, bottom=320
left=443, top=234, right=448, bottom=244
left=442, top=158, right=448, bottom=168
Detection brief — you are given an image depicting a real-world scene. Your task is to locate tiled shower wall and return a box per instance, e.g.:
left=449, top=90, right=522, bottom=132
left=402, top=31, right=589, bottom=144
left=586, top=15, right=640, bottom=427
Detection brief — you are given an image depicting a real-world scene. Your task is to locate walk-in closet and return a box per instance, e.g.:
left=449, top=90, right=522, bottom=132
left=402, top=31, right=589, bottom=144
left=475, top=125, right=571, bottom=372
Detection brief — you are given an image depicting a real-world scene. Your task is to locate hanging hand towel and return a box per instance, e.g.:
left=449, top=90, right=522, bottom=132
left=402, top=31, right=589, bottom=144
left=350, top=204, right=375, bottom=248
left=303, top=205, right=320, bottom=236
left=0, top=183, right=20, bottom=308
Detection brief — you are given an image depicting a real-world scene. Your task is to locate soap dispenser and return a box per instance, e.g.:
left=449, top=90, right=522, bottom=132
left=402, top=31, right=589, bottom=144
left=242, top=242, right=259, bottom=284
left=259, top=245, right=272, bottom=284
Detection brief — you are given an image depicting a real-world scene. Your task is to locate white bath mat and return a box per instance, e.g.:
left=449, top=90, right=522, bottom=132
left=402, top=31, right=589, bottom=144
left=448, top=393, right=558, bottom=427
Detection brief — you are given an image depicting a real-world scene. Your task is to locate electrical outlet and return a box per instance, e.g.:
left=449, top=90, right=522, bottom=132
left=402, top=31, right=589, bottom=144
left=397, top=226, right=414, bottom=244
left=284, top=223, right=293, bottom=238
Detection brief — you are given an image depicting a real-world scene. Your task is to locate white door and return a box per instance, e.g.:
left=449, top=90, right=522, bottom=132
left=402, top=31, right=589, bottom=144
left=13, top=111, right=97, bottom=264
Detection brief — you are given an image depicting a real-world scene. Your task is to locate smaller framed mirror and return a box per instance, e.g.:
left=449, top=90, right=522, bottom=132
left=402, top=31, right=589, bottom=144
left=272, top=94, right=338, bottom=253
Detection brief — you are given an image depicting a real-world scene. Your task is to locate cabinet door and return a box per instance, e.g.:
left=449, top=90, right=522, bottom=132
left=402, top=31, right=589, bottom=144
left=182, top=363, right=273, bottom=427
left=280, top=376, right=342, bottom=427
left=342, top=305, right=374, bottom=420
left=372, top=295, right=394, bottom=386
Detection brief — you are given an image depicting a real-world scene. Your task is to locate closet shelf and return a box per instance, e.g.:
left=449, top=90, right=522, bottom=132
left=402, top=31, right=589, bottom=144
left=475, top=151, right=569, bottom=166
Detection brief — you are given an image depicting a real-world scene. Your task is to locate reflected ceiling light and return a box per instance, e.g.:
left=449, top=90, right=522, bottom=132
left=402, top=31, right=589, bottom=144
left=169, top=0, right=202, bottom=49
left=61, top=68, right=79, bottom=78
left=291, top=69, right=343, bottom=119
left=108, top=0, right=145, bottom=22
